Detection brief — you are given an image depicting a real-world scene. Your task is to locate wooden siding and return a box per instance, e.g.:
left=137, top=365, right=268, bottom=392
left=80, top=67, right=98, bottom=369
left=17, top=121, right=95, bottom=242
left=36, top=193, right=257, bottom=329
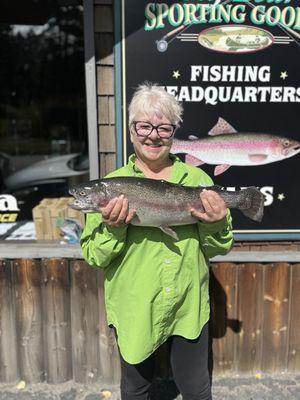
left=0, top=260, right=18, bottom=382
left=1, top=259, right=300, bottom=384
left=42, top=259, right=72, bottom=383
left=95, top=0, right=116, bottom=177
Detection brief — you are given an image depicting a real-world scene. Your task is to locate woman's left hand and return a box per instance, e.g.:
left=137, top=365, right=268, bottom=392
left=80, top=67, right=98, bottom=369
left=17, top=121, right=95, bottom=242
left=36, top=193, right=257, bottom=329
left=190, top=189, right=227, bottom=223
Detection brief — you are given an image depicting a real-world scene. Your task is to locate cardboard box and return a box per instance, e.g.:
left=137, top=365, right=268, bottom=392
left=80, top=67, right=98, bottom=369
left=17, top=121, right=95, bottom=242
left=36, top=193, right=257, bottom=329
left=32, top=197, right=85, bottom=240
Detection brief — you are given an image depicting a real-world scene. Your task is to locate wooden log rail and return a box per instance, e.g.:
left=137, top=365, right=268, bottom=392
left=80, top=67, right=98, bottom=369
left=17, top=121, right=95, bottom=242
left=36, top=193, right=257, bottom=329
left=0, top=245, right=300, bottom=384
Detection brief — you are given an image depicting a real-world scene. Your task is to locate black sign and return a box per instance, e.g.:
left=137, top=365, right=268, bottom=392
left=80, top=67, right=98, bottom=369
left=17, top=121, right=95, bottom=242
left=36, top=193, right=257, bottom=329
left=119, top=0, right=300, bottom=235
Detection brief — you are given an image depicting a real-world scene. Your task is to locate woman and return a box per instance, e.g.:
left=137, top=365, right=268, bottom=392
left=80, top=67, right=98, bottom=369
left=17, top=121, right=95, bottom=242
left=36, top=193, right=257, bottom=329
left=80, top=83, right=234, bottom=400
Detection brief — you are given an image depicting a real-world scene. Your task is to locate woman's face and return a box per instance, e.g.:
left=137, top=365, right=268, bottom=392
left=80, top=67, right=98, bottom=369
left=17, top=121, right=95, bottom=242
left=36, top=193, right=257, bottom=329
left=130, top=114, right=175, bottom=166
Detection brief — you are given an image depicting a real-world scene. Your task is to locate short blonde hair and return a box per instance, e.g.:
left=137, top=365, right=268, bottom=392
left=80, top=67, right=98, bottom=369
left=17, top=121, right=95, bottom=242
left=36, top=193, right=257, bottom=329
left=128, top=82, right=183, bottom=127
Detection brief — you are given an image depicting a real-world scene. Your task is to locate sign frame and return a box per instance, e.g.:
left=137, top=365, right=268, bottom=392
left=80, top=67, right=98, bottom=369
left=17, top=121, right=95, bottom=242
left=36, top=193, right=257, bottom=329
left=114, top=0, right=300, bottom=241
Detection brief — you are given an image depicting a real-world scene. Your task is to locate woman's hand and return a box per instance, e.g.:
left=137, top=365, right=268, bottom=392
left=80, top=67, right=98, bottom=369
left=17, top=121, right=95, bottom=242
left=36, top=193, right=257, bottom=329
left=100, top=195, right=136, bottom=227
left=190, top=189, right=227, bottom=223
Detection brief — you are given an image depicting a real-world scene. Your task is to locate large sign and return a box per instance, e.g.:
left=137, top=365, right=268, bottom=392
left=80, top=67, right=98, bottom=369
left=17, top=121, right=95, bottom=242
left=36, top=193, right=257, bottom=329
left=119, top=0, right=300, bottom=236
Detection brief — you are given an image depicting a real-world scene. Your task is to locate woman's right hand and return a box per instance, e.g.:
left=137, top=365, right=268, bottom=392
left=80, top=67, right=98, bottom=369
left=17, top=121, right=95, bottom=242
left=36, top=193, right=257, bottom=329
left=100, top=195, right=136, bottom=227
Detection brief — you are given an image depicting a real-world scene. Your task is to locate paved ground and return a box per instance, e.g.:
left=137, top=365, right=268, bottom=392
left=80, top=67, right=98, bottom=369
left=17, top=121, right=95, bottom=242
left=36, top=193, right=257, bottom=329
left=0, top=373, right=299, bottom=399
left=211, top=373, right=300, bottom=400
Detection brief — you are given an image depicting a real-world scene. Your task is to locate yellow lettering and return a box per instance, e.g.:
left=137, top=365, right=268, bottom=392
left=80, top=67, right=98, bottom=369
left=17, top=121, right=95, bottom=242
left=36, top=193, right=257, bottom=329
left=0, top=213, right=18, bottom=222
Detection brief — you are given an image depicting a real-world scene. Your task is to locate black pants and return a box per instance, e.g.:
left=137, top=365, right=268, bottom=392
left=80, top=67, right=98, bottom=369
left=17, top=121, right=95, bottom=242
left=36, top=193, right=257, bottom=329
left=118, top=323, right=212, bottom=400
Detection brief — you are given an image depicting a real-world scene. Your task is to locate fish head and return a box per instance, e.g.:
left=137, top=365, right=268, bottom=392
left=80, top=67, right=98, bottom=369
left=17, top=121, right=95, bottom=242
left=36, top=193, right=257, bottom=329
left=278, top=137, right=300, bottom=158
left=68, top=181, right=108, bottom=212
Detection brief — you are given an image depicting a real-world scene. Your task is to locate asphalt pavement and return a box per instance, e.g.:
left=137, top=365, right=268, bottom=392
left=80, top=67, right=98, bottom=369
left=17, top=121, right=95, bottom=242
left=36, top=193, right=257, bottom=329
left=0, top=373, right=299, bottom=400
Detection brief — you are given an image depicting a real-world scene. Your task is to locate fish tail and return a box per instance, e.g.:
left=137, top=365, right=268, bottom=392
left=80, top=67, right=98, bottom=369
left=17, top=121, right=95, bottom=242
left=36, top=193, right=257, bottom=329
left=239, top=187, right=265, bottom=222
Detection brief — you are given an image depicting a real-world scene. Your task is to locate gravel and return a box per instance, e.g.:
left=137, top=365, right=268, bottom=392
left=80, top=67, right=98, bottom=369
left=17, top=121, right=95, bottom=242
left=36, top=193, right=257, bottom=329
left=0, top=373, right=300, bottom=400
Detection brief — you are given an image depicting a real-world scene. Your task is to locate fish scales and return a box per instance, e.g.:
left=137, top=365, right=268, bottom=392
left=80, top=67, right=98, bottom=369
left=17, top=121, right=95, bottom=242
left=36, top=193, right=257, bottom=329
left=69, top=177, right=265, bottom=239
left=93, top=177, right=202, bottom=226
left=173, top=134, right=283, bottom=165
left=171, top=117, right=300, bottom=175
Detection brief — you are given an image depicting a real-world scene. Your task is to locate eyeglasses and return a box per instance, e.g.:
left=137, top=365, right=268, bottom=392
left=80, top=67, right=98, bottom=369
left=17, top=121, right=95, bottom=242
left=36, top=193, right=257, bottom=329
left=132, top=121, right=176, bottom=139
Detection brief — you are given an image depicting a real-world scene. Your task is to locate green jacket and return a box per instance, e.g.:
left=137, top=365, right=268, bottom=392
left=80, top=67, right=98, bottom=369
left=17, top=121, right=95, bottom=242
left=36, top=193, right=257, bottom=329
left=80, top=154, right=234, bottom=364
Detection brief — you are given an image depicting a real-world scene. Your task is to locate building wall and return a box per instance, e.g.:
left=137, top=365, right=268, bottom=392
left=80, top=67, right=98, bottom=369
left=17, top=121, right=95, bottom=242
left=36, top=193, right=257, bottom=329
left=94, top=0, right=116, bottom=177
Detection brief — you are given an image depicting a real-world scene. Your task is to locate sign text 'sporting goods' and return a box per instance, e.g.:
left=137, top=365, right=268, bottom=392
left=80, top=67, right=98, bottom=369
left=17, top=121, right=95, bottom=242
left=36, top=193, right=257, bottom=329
left=145, top=2, right=300, bottom=32
left=120, top=0, right=300, bottom=234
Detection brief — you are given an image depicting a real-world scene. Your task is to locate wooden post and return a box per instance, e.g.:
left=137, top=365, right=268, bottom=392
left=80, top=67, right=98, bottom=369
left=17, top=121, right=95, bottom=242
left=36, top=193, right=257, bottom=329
left=12, top=259, right=44, bottom=383
left=70, top=260, right=100, bottom=383
left=236, top=263, right=263, bottom=373
left=261, top=263, right=290, bottom=372
left=42, top=259, right=72, bottom=383
left=287, top=263, right=300, bottom=371
left=0, top=260, right=19, bottom=382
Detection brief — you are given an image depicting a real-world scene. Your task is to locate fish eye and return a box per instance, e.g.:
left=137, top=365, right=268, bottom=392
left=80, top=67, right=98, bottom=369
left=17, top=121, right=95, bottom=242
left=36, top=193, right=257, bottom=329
left=79, top=190, right=86, bottom=196
left=282, top=139, right=290, bottom=148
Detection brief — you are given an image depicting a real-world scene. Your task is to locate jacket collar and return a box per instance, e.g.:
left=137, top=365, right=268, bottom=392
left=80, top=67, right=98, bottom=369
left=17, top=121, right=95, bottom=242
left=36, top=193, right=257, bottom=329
left=127, top=153, right=188, bottom=184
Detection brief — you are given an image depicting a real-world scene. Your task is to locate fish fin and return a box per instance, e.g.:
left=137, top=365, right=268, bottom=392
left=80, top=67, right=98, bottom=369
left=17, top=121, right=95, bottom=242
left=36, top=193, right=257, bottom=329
left=248, top=154, right=268, bottom=162
left=214, top=164, right=231, bottom=176
left=159, top=226, right=179, bottom=240
left=185, top=154, right=205, bottom=166
left=208, top=117, right=237, bottom=136
left=188, top=135, right=199, bottom=140
left=240, top=187, right=265, bottom=222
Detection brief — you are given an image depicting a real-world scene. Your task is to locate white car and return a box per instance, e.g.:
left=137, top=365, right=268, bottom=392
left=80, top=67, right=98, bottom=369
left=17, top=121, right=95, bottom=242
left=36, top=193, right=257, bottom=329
left=4, top=153, right=88, bottom=190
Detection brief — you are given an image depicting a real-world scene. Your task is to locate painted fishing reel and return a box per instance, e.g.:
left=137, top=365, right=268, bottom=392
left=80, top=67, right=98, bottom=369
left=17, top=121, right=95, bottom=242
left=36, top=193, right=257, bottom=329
left=156, top=39, right=168, bottom=52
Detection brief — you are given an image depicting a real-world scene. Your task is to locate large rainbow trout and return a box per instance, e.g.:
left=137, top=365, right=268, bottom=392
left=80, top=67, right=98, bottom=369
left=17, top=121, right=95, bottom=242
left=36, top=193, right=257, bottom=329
left=69, top=177, right=264, bottom=239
